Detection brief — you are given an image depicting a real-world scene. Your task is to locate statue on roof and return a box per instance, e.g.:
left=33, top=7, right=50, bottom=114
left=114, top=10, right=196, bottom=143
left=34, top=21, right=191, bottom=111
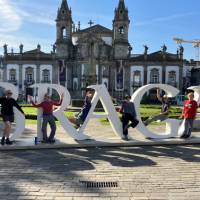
left=3, top=44, right=8, bottom=54
left=52, top=44, right=56, bottom=53
left=19, top=44, right=23, bottom=54
left=161, top=44, right=167, bottom=53
left=144, top=45, right=148, bottom=55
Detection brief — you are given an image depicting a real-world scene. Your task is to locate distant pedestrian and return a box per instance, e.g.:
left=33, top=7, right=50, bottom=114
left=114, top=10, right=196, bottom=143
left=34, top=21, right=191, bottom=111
left=180, top=92, right=198, bottom=138
left=0, top=90, right=24, bottom=145
left=120, top=95, right=139, bottom=141
left=28, top=93, right=64, bottom=143
left=69, top=90, right=94, bottom=129
left=144, top=88, right=170, bottom=126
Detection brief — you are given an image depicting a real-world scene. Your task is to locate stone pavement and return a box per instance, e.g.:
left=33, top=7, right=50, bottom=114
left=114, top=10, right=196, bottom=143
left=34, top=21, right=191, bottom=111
left=1, top=119, right=200, bottom=150
left=1, top=145, right=200, bottom=200
left=1, top=120, right=200, bottom=199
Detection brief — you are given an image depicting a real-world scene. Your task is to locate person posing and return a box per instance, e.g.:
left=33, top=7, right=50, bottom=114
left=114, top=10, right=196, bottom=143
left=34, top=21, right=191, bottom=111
left=180, top=92, right=198, bottom=138
left=120, top=95, right=138, bottom=141
left=0, top=90, right=24, bottom=145
left=144, top=88, right=170, bottom=126
left=69, top=90, right=94, bottom=129
left=28, top=93, right=64, bottom=143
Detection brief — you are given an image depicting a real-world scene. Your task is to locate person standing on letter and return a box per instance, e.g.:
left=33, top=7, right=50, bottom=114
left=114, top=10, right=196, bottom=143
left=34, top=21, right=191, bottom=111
left=0, top=90, right=24, bottom=145
left=180, top=92, right=198, bottom=138
left=28, top=93, right=64, bottom=143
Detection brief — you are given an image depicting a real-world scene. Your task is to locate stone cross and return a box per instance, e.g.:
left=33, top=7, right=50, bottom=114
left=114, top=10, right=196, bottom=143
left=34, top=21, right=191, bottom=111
left=88, top=20, right=94, bottom=27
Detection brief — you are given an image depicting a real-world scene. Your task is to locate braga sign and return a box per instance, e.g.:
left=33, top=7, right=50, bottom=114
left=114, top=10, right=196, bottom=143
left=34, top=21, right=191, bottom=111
left=0, top=82, right=199, bottom=141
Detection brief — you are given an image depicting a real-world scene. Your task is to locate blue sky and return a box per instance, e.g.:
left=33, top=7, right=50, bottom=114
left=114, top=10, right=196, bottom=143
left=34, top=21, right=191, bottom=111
left=0, top=0, right=200, bottom=59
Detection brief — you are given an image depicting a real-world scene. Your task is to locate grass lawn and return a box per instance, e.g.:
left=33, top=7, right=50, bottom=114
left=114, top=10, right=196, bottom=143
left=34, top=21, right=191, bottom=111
left=21, top=104, right=183, bottom=125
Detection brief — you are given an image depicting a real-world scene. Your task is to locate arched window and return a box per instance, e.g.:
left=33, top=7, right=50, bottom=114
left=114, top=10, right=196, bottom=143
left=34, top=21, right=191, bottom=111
left=61, top=27, right=69, bottom=39
left=150, top=68, right=159, bottom=83
left=118, top=26, right=125, bottom=34
left=9, top=69, right=16, bottom=81
left=42, top=69, right=50, bottom=83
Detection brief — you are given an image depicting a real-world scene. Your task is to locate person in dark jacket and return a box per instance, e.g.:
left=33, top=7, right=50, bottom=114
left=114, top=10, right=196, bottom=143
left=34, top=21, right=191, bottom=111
left=0, top=90, right=24, bottom=145
left=120, top=95, right=139, bottom=141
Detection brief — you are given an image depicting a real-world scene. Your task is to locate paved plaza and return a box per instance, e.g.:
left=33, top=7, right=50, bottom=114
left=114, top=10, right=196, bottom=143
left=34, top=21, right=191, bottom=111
left=0, top=120, right=200, bottom=199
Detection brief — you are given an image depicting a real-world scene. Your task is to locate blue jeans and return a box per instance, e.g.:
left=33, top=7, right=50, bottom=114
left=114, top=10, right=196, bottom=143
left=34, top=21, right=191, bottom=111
left=42, top=114, right=56, bottom=141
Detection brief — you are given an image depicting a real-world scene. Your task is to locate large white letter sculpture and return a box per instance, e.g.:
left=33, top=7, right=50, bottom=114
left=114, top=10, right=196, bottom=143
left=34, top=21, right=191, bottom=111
left=31, top=84, right=90, bottom=141
left=32, top=84, right=123, bottom=140
left=0, top=82, right=25, bottom=140
left=78, top=84, right=123, bottom=138
left=132, top=84, right=180, bottom=139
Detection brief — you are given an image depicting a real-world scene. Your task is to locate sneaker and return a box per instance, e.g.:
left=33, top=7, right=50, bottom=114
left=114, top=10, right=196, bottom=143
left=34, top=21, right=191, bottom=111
left=5, top=138, right=13, bottom=145
left=1, top=137, right=5, bottom=146
left=122, top=135, right=129, bottom=141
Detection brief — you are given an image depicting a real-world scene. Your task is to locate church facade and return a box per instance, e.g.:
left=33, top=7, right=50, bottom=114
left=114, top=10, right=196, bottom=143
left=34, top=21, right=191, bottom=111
left=0, top=0, right=188, bottom=101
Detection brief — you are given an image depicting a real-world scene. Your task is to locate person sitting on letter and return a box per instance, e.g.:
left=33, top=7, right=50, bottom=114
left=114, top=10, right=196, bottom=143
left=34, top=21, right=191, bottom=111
left=144, top=88, right=170, bottom=126
left=120, top=95, right=139, bottom=141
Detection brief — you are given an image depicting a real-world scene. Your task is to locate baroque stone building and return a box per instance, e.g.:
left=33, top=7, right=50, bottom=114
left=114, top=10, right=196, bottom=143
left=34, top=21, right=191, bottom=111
left=0, top=0, right=187, bottom=101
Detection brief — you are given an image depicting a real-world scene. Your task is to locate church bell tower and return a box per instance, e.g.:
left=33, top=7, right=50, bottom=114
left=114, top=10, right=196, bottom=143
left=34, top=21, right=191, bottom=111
left=113, top=0, right=130, bottom=59
left=55, top=0, right=73, bottom=58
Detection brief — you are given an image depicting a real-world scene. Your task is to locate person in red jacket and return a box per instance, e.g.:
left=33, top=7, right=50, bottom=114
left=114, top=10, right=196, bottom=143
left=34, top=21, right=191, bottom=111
left=28, top=93, right=63, bottom=143
left=180, top=92, right=198, bottom=138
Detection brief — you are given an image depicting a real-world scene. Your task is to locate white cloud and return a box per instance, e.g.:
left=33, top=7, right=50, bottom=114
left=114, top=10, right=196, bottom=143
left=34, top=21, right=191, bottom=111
left=0, top=0, right=22, bottom=33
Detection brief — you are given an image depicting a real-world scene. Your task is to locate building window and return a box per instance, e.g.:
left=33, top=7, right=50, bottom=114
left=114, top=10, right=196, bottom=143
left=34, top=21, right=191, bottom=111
left=73, top=78, right=78, bottom=91
left=133, top=71, right=141, bottom=84
left=42, top=69, right=50, bottom=82
left=26, top=67, right=34, bottom=83
left=168, top=71, right=176, bottom=83
left=150, top=68, right=159, bottom=83
left=10, top=69, right=16, bottom=81
left=119, top=26, right=125, bottom=34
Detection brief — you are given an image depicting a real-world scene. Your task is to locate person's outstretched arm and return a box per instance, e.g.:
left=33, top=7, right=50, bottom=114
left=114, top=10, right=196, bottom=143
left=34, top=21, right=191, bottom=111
left=13, top=100, right=24, bottom=114
left=157, top=88, right=163, bottom=102
left=28, top=95, right=43, bottom=108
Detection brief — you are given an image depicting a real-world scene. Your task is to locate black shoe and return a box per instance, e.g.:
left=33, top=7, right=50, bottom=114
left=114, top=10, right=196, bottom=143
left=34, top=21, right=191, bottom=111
left=41, top=140, right=48, bottom=143
left=122, top=135, right=129, bottom=141
left=48, top=139, right=55, bottom=144
left=5, top=138, right=13, bottom=145
left=1, top=137, right=5, bottom=146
